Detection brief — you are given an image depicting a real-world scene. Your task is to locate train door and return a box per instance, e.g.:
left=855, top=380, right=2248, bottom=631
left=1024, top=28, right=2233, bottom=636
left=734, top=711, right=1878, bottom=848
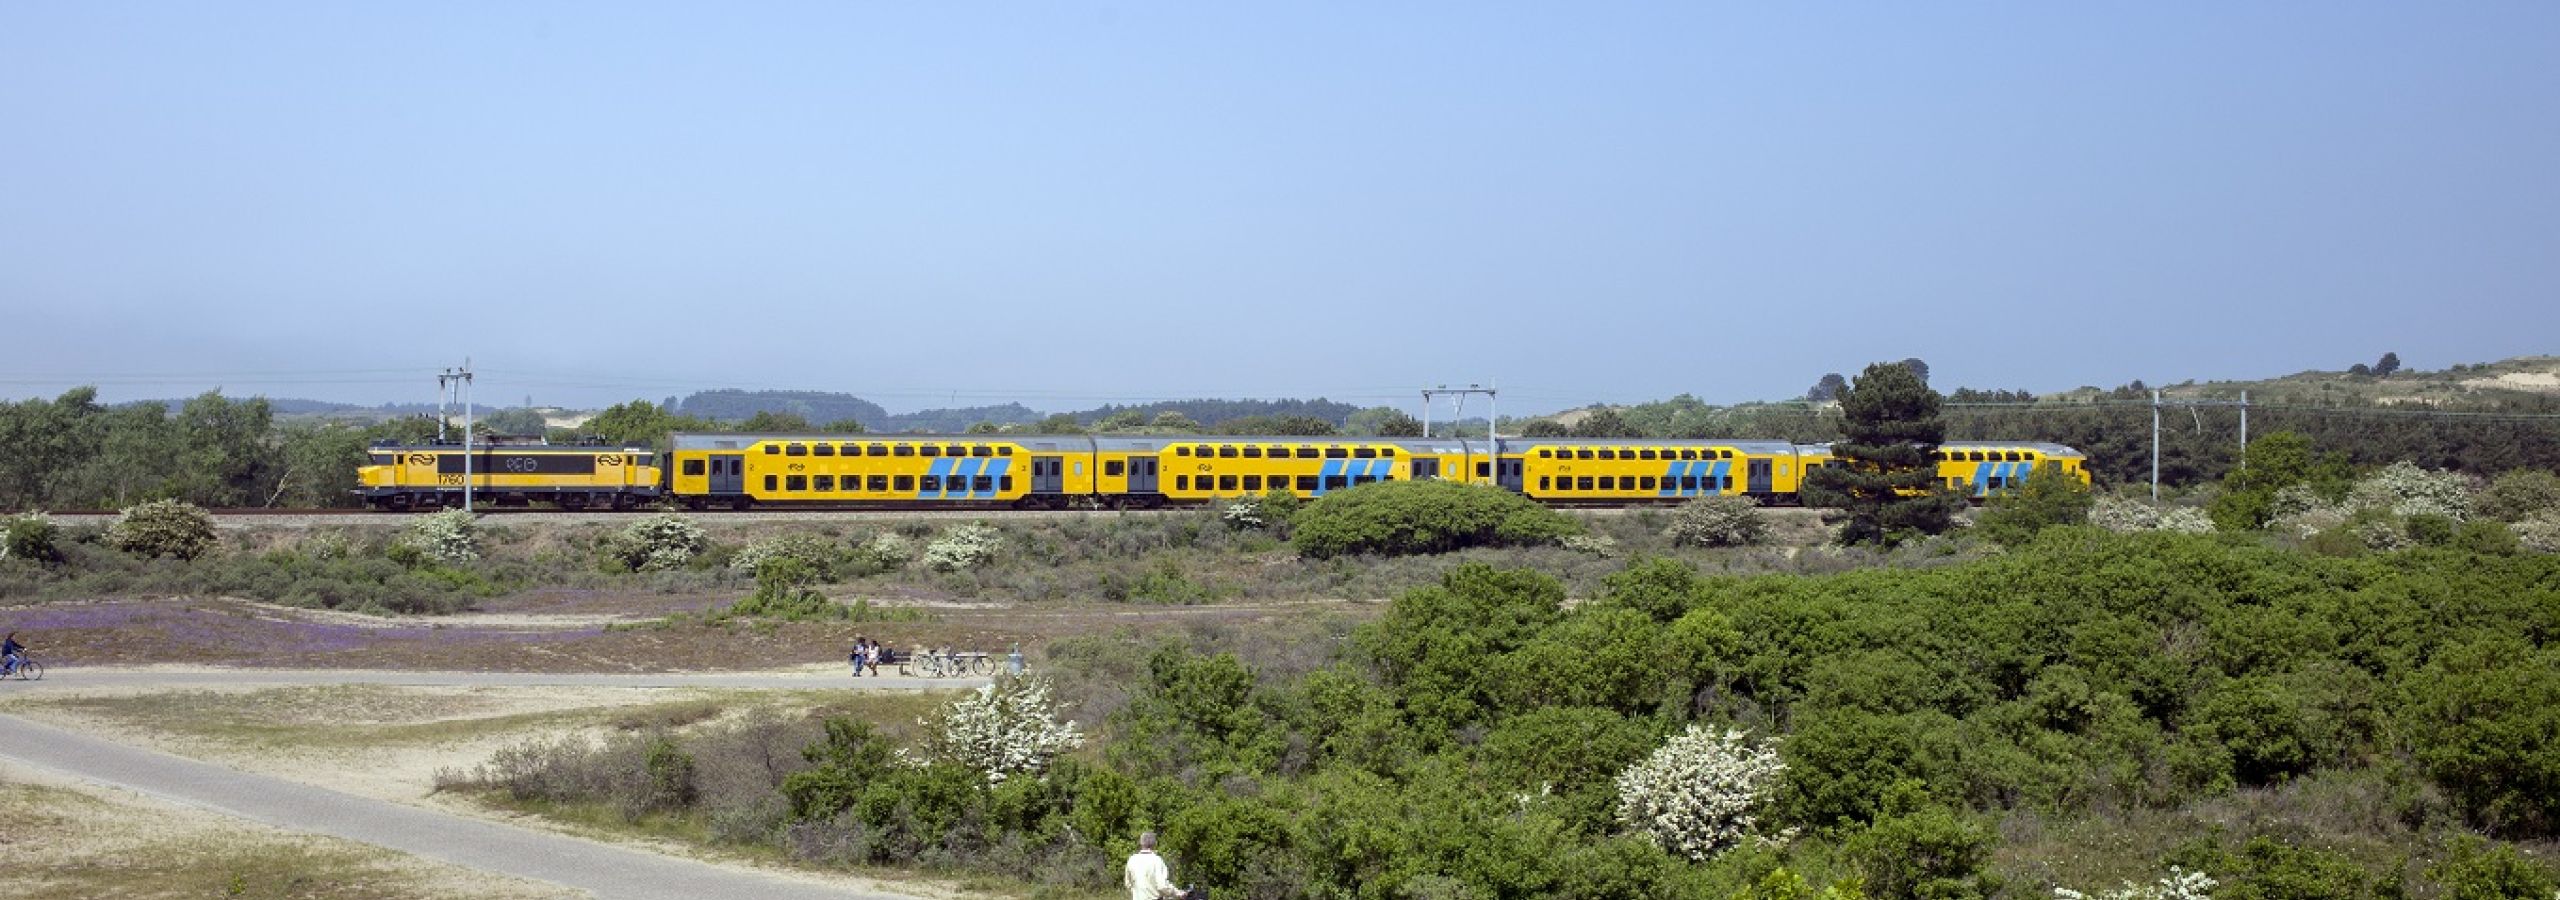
left=1031, top=456, right=1064, bottom=494
left=1497, top=458, right=1524, bottom=491
left=1128, top=456, right=1159, bottom=493
left=1747, top=459, right=1773, bottom=495
left=709, top=454, right=744, bottom=494
left=1410, top=458, right=1440, bottom=480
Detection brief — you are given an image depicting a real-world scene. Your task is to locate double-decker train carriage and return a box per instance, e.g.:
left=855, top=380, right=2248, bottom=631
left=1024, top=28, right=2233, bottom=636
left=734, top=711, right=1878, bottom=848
left=661, top=433, right=2092, bottom=511
left=354, top=439, right=663, bottom=510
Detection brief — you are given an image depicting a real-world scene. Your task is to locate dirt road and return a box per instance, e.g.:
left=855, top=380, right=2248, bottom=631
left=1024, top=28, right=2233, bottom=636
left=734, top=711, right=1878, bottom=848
left=0, top=669, right=966, bottom=900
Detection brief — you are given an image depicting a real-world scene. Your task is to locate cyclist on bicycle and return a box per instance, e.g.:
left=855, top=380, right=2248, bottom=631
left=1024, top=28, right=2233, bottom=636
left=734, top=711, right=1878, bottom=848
left=1, top=631, right=24, bottom=677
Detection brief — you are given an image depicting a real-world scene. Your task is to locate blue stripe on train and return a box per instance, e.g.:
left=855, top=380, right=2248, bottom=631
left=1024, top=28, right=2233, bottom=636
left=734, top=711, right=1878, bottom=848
left=979, top=458, right=1010, bottom=498
left=919, top=458, right=953, bottom=499
left=949, top=458, right=983, bottom=498
left=1315, top=460, right=1343, bottom=496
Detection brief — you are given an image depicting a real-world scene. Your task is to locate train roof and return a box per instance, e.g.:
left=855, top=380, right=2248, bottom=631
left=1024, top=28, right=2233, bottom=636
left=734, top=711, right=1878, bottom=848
left=1494, top=437, right=1802, bottom=454
left=1800, top=440, right=2085, bottom=457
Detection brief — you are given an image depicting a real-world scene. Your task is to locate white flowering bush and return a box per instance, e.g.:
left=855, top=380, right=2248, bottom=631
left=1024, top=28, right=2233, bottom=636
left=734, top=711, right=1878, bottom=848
left=2055, top=866, right=2217, bottom=900
left=900, top=674, right=1084, bottom=785
left=109, top=499, right=219, bottom=560
left=1221, top=496, right=1268, bottom=530
left=728, top=532, right=837, bottom=574
left=2513, top=513, right=2560, bottom=554
left=402, top=507, right=481, bottom=564
left=1665, top=495, right=1771, bottom=548
left=1615, top=725, right=1785, bottom=862
left=847, top=531, right=913, bottom=574
left=1563, top=533, right=1620, bottom=557
left=2348, top=461, right=2475, bottom=521
left=605, top=513, right=707, bottom=572
left=2477, top=469, right=2560, bottom=522
left=2089, top=498, right=2216, bottom=535
left=923, top=523, right=1002, bottom=572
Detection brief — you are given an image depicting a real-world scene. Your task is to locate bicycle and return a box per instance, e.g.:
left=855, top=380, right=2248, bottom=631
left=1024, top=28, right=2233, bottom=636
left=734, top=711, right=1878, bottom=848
left=2, top=652, right=40, bottom=682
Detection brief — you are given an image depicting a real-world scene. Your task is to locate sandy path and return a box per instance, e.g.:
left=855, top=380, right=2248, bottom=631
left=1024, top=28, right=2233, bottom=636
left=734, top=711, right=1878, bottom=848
left=2, top=664, right=992, bottom=692
left=0, top=709, right=930, bottom=900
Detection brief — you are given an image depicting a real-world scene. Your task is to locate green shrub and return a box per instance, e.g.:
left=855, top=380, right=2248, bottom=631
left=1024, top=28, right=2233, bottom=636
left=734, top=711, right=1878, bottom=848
left=1972, top=463, right=2095, bottom=546
left=725, top=557, right=845, bottom=620
left=727, top=532, right=841, bottom=577
left=1290, top=479, right=1581, bottom=559
left=2475, top=469, right=2560, bottom=522
left=2, top=512, right=61, bottom=564
left=2426, top=836, right=2560, bottom=900
left=107, top=499, right=217, bottom=560
left=602, top=513, right=708, bottom=572
left=1664, top=495, right=1771, bottom=548
left=1844, top=800, right=1998, bottom=900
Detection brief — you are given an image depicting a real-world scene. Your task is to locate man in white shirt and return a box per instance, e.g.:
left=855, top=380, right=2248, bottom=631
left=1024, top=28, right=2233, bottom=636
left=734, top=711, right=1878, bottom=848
left=1125, top=830, right=1182, bottom=900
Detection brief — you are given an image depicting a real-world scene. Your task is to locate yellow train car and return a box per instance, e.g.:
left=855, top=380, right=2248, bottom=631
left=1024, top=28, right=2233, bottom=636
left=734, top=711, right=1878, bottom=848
left=1154, top=438, right=1425, bottom=502
left=1934, top=442, right=2089, bottom=500
left=355, top=441, right=661, bottom=510
left=1509, top=439, right=1799, bottom=502
left=667, top=433, right=1048, bottom=509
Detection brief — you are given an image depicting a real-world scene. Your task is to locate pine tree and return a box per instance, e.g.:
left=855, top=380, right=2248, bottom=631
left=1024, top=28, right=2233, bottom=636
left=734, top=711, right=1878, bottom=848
left=1802, top=361, right=1960, bottom=545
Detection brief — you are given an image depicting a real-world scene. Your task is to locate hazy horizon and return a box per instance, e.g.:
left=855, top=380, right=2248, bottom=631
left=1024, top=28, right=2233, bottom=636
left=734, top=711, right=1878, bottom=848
left=7, top=4, right=2556, bottom=416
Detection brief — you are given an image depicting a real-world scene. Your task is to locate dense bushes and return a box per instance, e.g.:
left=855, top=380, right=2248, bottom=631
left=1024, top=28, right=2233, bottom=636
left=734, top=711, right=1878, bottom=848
left=451, top=532, right=2560, bottom=898
left=2, top=512, right=60, bottom=563
left=1290, top=479, right=1581, bottom=559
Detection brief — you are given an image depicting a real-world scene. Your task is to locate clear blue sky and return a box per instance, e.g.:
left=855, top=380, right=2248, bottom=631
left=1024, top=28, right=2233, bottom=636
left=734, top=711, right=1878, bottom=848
left=4, top=3, right=2555, bottom=415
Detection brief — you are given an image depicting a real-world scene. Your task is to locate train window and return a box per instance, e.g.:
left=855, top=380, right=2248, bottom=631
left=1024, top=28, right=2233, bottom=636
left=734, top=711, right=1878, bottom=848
left=972, top=445, right=992, bottom=457
left=811, top=444, right=833, bottom=457
left=1635, top=449, right=1652, bottom=460
left=764, top=445, right=780, bottom=455
left=1539, top=477, right=1551, bottom=490
left=1573, top=449, right=1591, bottom=460
left=1681, top=476, right=1698, bottom=491
left=1721, top=477, right=1733, bottom=490
left=1297, top=475, right=1319, bottom=492
left=919, top=445, right=940, bottom=457
left=1325, top=448, right=1348, bottom=458
left=887, top=445, right=908, bottom=457
left=1683, top=450, right=1700, bottom=460
left=1353, top=448, right=1375, bottom=459
left=919, top=475, right=940, bottom=491
left=1599, top=476, right=1616, bottom=490
left=1642, top=476, right=1658, bottom=490
left=683, top=459, right=705, bottom=476
left=999, top=476, right=1013, bottom=490
left=890, top=475, right=911, bottom=491
left=2008, top=452, right=2025, bottom=462
left=1219, top=475, right=1238, bottom=491
left=1175, top=446, right=1190, bottom=456
left=973, top=476, right=992, bottom=491
left=1174, top=475, right=1189, bottom=490
left=813, top=475, right=833, bottom=491
left=1577, top=476, right=1594, bottom=491
left=1325, top=475, right=1349, bottom=490
left=1538, top=449, right=1552, bottom=458
left=1218, top=446, right=1238, bottom=458
left=1381, top=448, right=1395, bottom=457
left=786, top=444, right=806, bottom=456
left=942, top=445, right=963, bottom=457
left=868, top=475, right=889, bottom=491
left=1596, top=449, right=1614, bottom=460
left=1242, top=446, right=1262, bottom=459
left=1476, top=462, right=1490, bottom=477
left=765, top=475, right=778, bottom=490
left=864, top=444, right=884, bottom=456
left=1243, top=475, right=1262, bottom=491
left=1105, top=460, right=1125, bottom=476
left=1290, top=447, right=1313, bottom=459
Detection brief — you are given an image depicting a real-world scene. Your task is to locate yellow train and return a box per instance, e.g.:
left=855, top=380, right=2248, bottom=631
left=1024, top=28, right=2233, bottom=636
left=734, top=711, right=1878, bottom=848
left=656, top=433, right=2088, bottom=510
left=353, top=440, right=663, bottom=510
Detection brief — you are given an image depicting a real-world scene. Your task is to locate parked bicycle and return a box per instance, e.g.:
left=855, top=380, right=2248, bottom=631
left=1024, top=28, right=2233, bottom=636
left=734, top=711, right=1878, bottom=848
left=899, top=648, right=994, bottom=678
